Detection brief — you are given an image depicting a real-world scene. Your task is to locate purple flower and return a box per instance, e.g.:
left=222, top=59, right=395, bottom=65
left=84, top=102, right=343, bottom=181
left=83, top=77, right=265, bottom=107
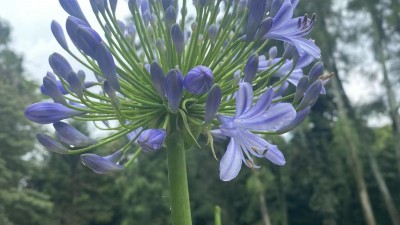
left=165, top=69, right=183, bottom=112
left=277, top=106, right=311, bottom=134
left=205, top=85, right=222, bottom=124
left=81, top=150, right=124, bottom=174
left=137, top=129, right=166, bottom=153
left=25, top=102, right=86, bottom=124
left=95, top=43, right=120, bottom=91
left=51, top=20, right=68, bottom=50
left=110, top=0, right=118, bottom=14
left=59, top=0, right=89, bottom=24
left=171, top=24, right=184, bottom=56
left=67, top=71, right=84, bottom=98
left=243, top=54, right=259, bottom=83
left=165, top=6, right=177, bottom=27
left=214, top=83, right=296, bottom=181
left=66, top=16, right=102, bottom=58
left=297, top=80, right=322, bottom=110
left=42, top=75, right=67, bottom=105
left=258, top=52, right=314, bottom=87
left=184, top=66, right=214, bottom=95
left=245, top=0, right=267, bottom=41
left=261, top=0, right=320, bottom=58
left=150, top=61, right=166, bottom=98
left=48, top=53, right=73, bottom=80
left=36, top=133, right=68, bottom=154
left=53, top=122, right=96, bottom=147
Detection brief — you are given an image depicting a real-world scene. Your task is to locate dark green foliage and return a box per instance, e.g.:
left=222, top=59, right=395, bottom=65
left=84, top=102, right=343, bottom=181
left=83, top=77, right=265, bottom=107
left=0, top=18, right=52, bottom=225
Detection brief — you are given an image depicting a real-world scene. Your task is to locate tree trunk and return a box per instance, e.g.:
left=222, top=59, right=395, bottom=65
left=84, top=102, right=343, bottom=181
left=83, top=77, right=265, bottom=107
left=259, top=192, right=272, bottom=225
left=331, top=76, right=377, bottom=225
left=368, top=151, right=400, bottom=225
left=366, top=0, right=400, bottom=186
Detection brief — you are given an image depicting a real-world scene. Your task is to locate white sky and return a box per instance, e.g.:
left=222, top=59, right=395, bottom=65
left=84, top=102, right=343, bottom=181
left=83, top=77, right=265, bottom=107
left=0, top=0, right=390, bottom=126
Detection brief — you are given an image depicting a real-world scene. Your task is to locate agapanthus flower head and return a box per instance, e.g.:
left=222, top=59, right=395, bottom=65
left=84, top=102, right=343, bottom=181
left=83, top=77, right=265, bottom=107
left=26, top=0, right=326, bottom=181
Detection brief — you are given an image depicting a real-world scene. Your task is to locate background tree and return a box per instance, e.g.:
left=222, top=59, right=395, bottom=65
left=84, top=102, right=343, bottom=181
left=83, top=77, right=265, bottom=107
left=0, top=18, right=52, bottom=225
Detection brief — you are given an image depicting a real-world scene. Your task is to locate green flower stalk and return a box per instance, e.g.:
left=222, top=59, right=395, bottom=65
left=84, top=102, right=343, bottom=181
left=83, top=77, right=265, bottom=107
left=24, top=0, right=329, bottom=224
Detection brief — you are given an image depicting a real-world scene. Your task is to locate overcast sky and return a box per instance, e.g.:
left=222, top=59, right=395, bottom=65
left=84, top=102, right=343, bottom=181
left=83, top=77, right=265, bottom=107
left=0, top=0, right=385, bottom=112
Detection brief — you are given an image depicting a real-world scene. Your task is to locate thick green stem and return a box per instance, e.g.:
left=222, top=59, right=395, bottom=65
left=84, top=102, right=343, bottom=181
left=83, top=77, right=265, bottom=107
left=166, top=129, right=192, bottom=225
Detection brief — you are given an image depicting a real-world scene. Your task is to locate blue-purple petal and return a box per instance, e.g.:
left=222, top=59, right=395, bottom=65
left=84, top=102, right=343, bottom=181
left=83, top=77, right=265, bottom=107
left=235, top=82, right=253, bottom=117
left=265, top=143, right=286, bottom=165
left=59, top=0, right=89, bottom=24
left=205, top=85, right=222, bottom=124
left=25, top=102, right=85, bottom=124
left=165, top=69, right=183, bottom=112
left=184, top=66, right=214, bottom=95
left=219, top=138, right=243, bottom=181
left=36, top=133, right=69, bottom=154
left=81, top=153, right=124, bottom=174
left=234, top=103, right=296, bottom=131
left=53, top=122, right=96, bottom=147
left=51, top=20, right=68, bottom=50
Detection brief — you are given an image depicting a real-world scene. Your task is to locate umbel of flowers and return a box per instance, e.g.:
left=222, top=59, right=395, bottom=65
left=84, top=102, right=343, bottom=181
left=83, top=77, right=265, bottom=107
left=25, top=0, right=329, bottom=224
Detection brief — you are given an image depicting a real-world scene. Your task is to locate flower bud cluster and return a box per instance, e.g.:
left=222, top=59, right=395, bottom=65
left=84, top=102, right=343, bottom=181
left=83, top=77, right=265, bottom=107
left=25, top=0, right=328, bottom=179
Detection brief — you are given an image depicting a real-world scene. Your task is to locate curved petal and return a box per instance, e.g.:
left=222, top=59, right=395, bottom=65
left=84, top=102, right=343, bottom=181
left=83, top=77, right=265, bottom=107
left=219, top=139, right=243, bottom=181
left=265, top=143, right=286, bottom=165
left=271, top=0, right=294, bottom=29
left=240, top=88, right=274, bottom=119
left=236, top=82, right=253, bottom=117
left=234, top=103, right=296, bottom=131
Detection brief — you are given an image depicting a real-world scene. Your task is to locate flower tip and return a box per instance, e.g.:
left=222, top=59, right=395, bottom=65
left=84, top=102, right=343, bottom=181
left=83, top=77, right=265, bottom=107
left=81, top=153, right=124, bottom=174
left=36, top=133, right=68, bottom=154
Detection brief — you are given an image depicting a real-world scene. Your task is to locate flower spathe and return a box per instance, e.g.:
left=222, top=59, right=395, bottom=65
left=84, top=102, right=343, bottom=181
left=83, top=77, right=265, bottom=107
left=25, top=0, right=326, bottom=186
left=215, top=83, right=296, bottom=181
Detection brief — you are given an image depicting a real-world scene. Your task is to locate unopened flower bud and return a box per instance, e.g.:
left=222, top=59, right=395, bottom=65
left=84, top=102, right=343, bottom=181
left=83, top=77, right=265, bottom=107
left=268, top=46, right=278, bottom=59
left=245, top=0, right=267, bottom=41
left=51, top=20, right=68, bottom=50
left=255, top=17, right=272, bottom=40
left=171, top=24, right=184, bottom=56
left=53, top=122, right=96, bottom=147
left=66, top=17, right=103, bottom=58
left=137, top=129, right=166, bottom=153
left=43, top=75, right=67, bottom=105
left=208, top=24, right=218, bottom=44
left=165, top=69, right=183, bottom=112
left=293, top=76, right=309, bottom=103
left=110, top=0, right=118, bottom=14
left=59, top=0, right=89, bottom=24
left=81, top=150, right=124, bottom=174
left=95, top=43, right=120, bottom=91
left=165, top=6, right=177, bottom=27
left=36, top=133, right=68, bottom=154
left=205, top=85, right=222, bottom=124
left=191, top=22, right=198, bottom=32
left=184, top=66, right=214, bottom=95
left=150, top=61, right=166, bottom=98
left=25, top=102, right=85, bottom=124
left=244, top=53, right=259, bottom=83
left=297, top=80, right=322, bottom=110
left=308, top=62, right=323, bottom=83
left=49, top=53, right=73, bottom=80
left=67, top=71, right=84, bottom=98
